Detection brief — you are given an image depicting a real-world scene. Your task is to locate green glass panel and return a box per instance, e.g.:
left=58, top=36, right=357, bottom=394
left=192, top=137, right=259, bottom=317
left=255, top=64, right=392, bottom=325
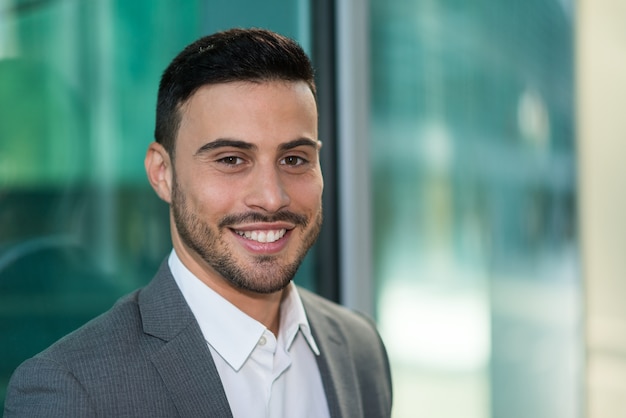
left=0, top=0, right=312, bottom=407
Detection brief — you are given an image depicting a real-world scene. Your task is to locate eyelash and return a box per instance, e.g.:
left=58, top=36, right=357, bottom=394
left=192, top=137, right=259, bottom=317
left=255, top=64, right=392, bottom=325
left=216, top=155, right=309, bottom=167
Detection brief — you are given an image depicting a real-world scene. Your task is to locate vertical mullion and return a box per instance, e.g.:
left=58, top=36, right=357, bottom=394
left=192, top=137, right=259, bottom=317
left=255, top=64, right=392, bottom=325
left=311, top=0, right=341, bottom=303
left=336, top=0, right=374, bottom=316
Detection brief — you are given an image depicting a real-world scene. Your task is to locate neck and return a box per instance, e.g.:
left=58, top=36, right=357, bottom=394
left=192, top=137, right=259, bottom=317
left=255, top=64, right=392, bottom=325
left=224, top=286, right=284, bottom=336
left=174, top=242, right=285, bottom=336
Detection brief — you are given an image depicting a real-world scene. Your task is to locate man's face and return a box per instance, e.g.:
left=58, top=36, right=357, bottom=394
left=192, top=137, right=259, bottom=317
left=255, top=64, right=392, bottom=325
left=169, top=81, right=322, bottom=294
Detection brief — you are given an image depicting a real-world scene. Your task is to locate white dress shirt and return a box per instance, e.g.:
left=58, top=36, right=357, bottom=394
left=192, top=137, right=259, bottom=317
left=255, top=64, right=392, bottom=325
left=168, top=250, right=330, bottom=418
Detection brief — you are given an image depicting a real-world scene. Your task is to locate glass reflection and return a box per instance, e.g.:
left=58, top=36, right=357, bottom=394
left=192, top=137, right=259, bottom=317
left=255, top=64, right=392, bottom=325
left=370, top=1, right=581, bottom=417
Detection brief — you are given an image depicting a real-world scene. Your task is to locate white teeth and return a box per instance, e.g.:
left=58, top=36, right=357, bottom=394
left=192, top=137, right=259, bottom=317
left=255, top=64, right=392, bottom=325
left=236, top=229, right=286, bottom=243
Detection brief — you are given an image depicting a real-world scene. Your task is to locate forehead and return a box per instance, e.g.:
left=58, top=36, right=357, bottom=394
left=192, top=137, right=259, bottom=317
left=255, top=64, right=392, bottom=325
left=176, top=80, right=318, bottom=149
left=176, top=81, right=317, bottom=153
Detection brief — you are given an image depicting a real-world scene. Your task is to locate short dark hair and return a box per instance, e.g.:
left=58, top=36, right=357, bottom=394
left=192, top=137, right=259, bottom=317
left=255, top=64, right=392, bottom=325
left=154, top=28, right=316, bottom=156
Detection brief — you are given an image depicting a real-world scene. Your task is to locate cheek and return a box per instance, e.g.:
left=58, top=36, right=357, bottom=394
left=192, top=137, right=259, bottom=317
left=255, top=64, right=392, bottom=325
left=291, top=176, right=323, bottom=210
left=183, top=179, right=235, bottom=220
left=201, top=189, right=235, bottom=217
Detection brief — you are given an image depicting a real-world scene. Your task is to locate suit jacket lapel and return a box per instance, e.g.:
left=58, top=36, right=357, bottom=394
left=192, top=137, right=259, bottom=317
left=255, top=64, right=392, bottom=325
left=301, top=291, right=363, bottom=418
left=138, top=261, right=233, bottom=418
left=137, top=264, right=363, bottom=418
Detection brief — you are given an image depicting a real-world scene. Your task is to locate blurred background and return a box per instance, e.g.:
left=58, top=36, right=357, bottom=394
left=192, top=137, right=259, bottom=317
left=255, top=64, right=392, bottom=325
left=0, top=0, right=624, bottom=417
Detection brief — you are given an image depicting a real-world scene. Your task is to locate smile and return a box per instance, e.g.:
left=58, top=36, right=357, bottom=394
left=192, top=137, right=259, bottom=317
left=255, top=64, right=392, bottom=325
left=235, top=229, right=287, bottom=243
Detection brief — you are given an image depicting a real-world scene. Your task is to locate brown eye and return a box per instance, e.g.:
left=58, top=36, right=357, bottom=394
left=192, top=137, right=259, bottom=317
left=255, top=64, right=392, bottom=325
left=281, top=156, right=306, bottom=166
left=218, top=156, right=244, bottom=165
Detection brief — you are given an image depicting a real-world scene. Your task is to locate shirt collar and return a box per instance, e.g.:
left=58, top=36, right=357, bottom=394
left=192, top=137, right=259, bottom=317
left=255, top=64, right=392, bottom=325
left=168, top=250, right=320, bottom=371
left=280, top=284, right=320, bottom=355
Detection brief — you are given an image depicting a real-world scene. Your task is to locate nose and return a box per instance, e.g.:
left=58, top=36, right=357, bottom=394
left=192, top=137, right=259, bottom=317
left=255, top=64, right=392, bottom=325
left=244, top=164, right=291, bottom=213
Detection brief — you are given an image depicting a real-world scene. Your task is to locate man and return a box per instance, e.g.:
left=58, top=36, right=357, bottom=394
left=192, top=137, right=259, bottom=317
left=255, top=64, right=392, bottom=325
left=4, top=28, right=392, bottom=417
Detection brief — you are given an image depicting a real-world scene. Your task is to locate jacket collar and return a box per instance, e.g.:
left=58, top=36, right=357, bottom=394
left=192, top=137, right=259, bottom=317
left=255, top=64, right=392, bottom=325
left=299, top=288, right=361, bottom=418
left=138, top=260, right=233, bottom=418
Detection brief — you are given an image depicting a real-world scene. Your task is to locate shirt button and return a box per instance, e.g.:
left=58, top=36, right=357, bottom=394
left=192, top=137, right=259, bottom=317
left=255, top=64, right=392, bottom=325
left=258, top=336, right=267, bottom=346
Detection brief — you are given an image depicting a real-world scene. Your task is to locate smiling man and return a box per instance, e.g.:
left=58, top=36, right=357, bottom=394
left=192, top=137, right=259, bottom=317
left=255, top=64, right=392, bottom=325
left=4, top=29, right=392, bottom=418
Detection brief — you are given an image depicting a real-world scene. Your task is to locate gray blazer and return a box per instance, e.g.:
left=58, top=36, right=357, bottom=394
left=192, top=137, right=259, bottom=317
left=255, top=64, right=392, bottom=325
left=4, top=261, right=392, bottom=417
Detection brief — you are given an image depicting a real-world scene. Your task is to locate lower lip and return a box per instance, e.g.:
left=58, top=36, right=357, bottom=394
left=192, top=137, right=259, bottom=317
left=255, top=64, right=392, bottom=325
left=231, top=229, right=292, bottom=254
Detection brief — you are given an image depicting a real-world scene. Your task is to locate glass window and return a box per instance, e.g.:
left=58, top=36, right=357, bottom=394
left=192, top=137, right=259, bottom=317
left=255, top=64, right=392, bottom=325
left=370, top=1, right=581, bottom=417
left=0, top=0, right=312, bottom=408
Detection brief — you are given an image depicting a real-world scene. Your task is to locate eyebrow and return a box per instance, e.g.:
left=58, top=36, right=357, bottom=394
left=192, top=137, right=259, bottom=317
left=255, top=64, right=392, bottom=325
left=195, top=137, right=319, bottom=155
left=278, top=138, right=320, bottom=151
left=195, top=139, right=256, bottom=155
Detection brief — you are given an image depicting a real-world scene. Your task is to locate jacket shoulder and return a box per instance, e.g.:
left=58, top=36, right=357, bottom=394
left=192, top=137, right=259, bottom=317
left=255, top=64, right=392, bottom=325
left=5, top=286, right=184, bottom=417
left=298, top=287, right=379, bottom=335
left=38, top=289, right=144, bottom=364
left=297, top=286, right=390, bottom=365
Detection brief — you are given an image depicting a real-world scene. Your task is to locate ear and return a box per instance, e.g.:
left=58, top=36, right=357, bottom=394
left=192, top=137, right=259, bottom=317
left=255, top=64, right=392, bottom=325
left=145, top=142, right=173, bottom=204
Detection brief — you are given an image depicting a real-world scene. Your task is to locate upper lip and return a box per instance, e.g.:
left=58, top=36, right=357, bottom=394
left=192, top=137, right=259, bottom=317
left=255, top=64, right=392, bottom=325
left=229, top=222, right=295, bottom=232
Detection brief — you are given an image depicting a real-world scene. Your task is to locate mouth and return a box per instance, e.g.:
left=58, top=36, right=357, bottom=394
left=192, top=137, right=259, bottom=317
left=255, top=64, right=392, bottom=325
left=234, top=228, right=287, bottom=243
